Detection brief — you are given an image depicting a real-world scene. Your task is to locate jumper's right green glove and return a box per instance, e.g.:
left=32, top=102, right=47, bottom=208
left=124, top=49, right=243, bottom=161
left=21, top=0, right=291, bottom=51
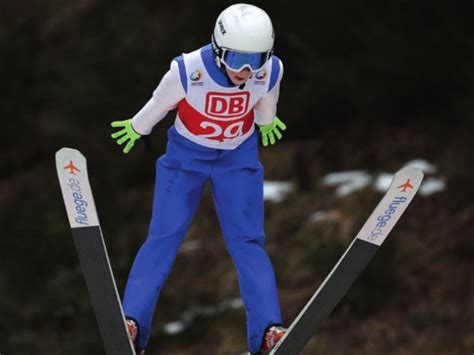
left=111, top=119, right=142, bottom=154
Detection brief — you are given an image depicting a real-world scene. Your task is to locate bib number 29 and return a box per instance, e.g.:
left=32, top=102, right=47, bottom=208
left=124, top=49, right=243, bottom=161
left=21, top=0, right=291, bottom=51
left=199, top=121, right=244, bottom=139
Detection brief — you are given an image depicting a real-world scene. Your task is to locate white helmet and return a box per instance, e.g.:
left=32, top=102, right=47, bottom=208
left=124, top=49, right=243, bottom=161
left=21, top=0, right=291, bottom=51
left=212, top=4, right=274, bottom=71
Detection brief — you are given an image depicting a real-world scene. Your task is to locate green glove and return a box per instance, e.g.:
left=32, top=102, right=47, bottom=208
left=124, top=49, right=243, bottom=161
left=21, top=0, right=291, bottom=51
left=259, top=116, right=287, bottom=146
left=111, top=119, right=142, bottom=154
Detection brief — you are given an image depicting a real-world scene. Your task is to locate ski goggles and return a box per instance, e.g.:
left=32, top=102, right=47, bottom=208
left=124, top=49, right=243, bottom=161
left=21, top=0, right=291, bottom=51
left=220, top=48, right=272, bottom=72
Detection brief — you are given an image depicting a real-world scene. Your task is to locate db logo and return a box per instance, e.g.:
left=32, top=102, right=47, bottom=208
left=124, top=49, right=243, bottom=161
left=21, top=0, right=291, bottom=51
left=205, top=92, right=250, bottom=119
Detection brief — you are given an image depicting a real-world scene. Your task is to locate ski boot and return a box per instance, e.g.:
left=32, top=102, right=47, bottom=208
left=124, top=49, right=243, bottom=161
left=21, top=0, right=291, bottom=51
left=126, top=318, right=145, bottom=355
left=261, top=325, right=286, bottom=354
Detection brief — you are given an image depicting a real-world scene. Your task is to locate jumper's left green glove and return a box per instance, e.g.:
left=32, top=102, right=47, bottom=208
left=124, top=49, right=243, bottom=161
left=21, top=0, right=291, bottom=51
left=258, top=116, right=287, bottom=146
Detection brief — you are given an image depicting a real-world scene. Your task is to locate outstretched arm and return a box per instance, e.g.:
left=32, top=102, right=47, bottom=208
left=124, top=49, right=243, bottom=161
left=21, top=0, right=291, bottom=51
left=254, top=58, right=286, bottom=146
left=111, top=60, right=186, bottom=153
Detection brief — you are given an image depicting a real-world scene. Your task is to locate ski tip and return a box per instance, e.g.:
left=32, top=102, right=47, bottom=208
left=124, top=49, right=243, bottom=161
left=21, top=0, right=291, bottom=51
left=382, top=166, right=424, bottom=199
left=398, top=165, right=424, bottom=177
left=56, top=147, right=82, bottom=156
left=55, top=147, right=86, bottom=162
left=395, top=166, right=424, bottom=186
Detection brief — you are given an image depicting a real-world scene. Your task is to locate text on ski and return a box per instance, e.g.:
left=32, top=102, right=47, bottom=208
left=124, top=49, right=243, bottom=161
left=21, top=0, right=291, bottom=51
left=367, top=196, right=407, bottom=242
left=67, top=178, right=90, bottom=225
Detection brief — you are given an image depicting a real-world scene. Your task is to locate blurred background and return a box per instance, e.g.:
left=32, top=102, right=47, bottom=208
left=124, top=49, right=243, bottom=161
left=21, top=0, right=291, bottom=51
left=1, top=0, right=473, bottom=354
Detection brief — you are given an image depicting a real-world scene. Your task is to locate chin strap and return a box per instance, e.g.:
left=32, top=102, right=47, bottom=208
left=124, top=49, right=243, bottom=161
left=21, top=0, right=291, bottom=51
left=212, top=36, right=243, bottom=88
left=211, top=34, right=223, bottom=69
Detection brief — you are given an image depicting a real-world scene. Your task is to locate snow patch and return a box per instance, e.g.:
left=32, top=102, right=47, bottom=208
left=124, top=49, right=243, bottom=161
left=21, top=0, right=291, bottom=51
left=419, top=177, right=446, bottom=196
left=374, top=173, right=395, bottom=192
left=404, top=159, right=438, bottom=174
left=310, top=211, right=329, bottom=223
left=321, top=171, right=373, bottom=197
left=163, top=297, right=244, bottom=335
left=264, top=181, right=294, bottom=202
left=179, top=239, right=202, bottom=253
left=323, top=159, right=445, bottom=197
left=164, top=321, right=186, bottom=335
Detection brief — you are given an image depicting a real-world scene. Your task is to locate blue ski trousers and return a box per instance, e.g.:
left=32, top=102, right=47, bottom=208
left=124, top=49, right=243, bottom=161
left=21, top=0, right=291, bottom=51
left=123, top=126, right=282, bottom=352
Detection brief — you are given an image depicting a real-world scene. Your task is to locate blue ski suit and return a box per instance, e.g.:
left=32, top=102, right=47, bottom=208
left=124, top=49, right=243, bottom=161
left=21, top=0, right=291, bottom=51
left=123, top=44, right=283, bottom=353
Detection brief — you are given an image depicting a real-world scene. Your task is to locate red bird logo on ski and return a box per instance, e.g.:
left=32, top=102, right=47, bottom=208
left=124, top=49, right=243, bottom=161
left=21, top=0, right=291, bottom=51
left=397, top=178, right=414, bottom=192
left=64, top=160, right=80, bottom=175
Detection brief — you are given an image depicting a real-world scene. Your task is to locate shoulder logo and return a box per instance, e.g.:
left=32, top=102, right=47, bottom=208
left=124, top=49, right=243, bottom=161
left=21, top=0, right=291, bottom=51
left=255, top=68, right=267, bottom=80
left=190, top=69, right=202, bottom=81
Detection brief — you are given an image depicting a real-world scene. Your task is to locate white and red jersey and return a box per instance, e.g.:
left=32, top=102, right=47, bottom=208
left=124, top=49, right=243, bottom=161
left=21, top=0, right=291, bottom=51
left=131, top=44, right=283, bottom=150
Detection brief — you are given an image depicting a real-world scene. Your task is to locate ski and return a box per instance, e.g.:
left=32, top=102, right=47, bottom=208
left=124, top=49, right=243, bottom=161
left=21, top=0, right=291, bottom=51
left=56, top=147, right=135, bottom=355
left=270, top=166, right=424, bottom=355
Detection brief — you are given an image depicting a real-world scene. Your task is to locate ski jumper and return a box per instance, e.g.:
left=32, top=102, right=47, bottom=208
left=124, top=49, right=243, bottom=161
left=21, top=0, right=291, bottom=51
left=123, top=44, right=284, bottom=353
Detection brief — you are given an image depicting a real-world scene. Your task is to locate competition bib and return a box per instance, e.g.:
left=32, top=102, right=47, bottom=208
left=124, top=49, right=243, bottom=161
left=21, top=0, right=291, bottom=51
left=174, top=47, right=274, bottom=149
